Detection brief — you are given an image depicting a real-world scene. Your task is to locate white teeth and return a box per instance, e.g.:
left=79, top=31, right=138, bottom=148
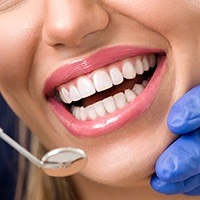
left=102, top=96, right=116, bottom=113
left=77, top=76, right=96, bottom=98
left=69, top=85, right=82, bottom=101
left=113, top=92, right=127, bottom=109
left=142, top=57, right=150, bottom=71
left=149, top=54, right=156, bottom=68
left=80, top=107, right=87, bottom=121
left=135, top=58, right=144, bottom=75
left=93, top=101, right=107, bottom=117
left=59, top=54, right=157, bottom=120
left=125, top=89, right=137, bottom=103
left=72, top=106, right=87, bottom=121
left=109, top=66, right=124, bottom=85
left=93, top=70, right=113, bottom=92
left=59, top=88, right=72, bottom=104
left=85, top=106, right=98, bottom=120
left=71, top=83, right=146, bottom=121
left=122, top=60, right=136, bottom=79
left=72, top=106, right=81, bottom=120
left=132, top=84, right=145, bottom=95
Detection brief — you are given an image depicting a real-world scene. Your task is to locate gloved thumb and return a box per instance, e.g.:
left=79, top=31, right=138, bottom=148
left=167, top=85, right=200, bottom=134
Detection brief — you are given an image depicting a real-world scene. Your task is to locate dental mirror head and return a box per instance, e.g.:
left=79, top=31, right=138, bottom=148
left=0, top=127, right=87, bottom=177
left=41, top=147, right=87, bottom=177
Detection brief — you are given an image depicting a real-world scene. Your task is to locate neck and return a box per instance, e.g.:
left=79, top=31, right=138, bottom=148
left=71, top=174, right=199, bottom=200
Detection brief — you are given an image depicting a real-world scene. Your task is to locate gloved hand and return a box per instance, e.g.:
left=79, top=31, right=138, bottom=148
left=150, top=85, right=200, bottom=195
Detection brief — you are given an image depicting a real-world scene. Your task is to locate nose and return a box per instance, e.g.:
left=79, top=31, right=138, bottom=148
left=43, top=0, right=109, bottom=47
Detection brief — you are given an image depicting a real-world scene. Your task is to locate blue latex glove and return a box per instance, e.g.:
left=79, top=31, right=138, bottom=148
left=151, top=85, right=200, bottom=195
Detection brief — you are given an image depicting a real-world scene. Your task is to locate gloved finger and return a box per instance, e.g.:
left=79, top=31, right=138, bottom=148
left=151, top=174, right=200, bottom=195
left=155, top=130, right=200, bottom=182
left=167, top=85, right=200, bottom=134
left=184, top=185, right=200, bottom=196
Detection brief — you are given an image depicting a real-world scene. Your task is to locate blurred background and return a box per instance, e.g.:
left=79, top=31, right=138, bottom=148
left=0, top=95, right=19, bottom=200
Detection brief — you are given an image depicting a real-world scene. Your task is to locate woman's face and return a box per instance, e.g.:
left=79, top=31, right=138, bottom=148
left=1, top=0, right=200, bottom=187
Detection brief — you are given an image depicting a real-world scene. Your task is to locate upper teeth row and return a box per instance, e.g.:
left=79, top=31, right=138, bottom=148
left=59, top=54, right=156, bottom=104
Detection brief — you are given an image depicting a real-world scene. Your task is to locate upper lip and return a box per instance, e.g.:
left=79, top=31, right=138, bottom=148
left=44, top=45, right=163, bottom=98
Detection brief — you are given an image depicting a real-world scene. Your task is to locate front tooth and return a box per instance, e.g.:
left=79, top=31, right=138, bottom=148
left=77, top=76, right=96, bottom=98
left=132, top=84, right=144, bottom=95
left=93, top=101, right=107, bottom=117
left=80, top=107, right=87, bottom=121
left=93, top=70, right=113, bottom=92
left=125, top=89, right=137, bottom=102
left=109, top=66, right=123, bottom=85
left=114, top=92, right=127, bottom=109
left=59, top=88, right=72, bottom=104
left=69, top=85, right=82, bottom=101
left=122, top=60, right=136, bottom=79
left=85, top=105, right=98, bottom=120
left=102, top=96, right=116, bottom=113
left=149, top=54, right=156, bottom=68
left=142, top=57, right=150, bottom=71
left=72, top=106, right=81, bottom=120
left=135, top=58, right=144, bottom=75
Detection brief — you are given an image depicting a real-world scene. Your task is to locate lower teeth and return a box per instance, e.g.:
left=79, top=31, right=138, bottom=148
left=71, top=81, right=148, bottom=121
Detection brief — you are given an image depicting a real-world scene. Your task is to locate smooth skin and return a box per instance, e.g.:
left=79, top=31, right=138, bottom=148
left=1, top=1, right=200, bottom=199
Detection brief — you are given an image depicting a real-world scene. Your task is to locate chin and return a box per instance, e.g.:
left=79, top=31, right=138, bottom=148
left=77, top=124, right=176, bottom=188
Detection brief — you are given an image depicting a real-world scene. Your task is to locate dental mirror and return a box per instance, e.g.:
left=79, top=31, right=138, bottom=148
left=0, top=128, right=87, bottom=177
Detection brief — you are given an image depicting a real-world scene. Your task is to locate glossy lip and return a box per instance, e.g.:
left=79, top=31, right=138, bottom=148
left=44, top=46, right=166, bottom=138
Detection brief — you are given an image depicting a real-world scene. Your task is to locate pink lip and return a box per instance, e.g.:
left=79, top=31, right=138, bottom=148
left=44, top=45, right=166, bottom=138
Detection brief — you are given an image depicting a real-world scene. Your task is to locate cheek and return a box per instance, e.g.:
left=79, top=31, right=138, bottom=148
left=0, top=12, right=41, bottom=94
left=106, top=0, right=200, bottom=41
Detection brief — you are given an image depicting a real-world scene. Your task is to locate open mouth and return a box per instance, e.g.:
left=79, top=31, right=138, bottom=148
left=54, top=54, right=157, bottom=121
left=45, top=46, right=166, bottom=137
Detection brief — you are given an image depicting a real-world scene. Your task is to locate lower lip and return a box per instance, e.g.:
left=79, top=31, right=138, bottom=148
left=48, top=56, right=166, bottom=138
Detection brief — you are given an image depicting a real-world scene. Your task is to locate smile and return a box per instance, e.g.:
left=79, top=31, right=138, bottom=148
left=44, top=46, right=166, bottom=137
left=57, top=54, right=156, bottom=121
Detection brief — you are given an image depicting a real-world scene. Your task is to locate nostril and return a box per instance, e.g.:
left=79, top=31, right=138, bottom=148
left=55, top=43, right=63, bottom=47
